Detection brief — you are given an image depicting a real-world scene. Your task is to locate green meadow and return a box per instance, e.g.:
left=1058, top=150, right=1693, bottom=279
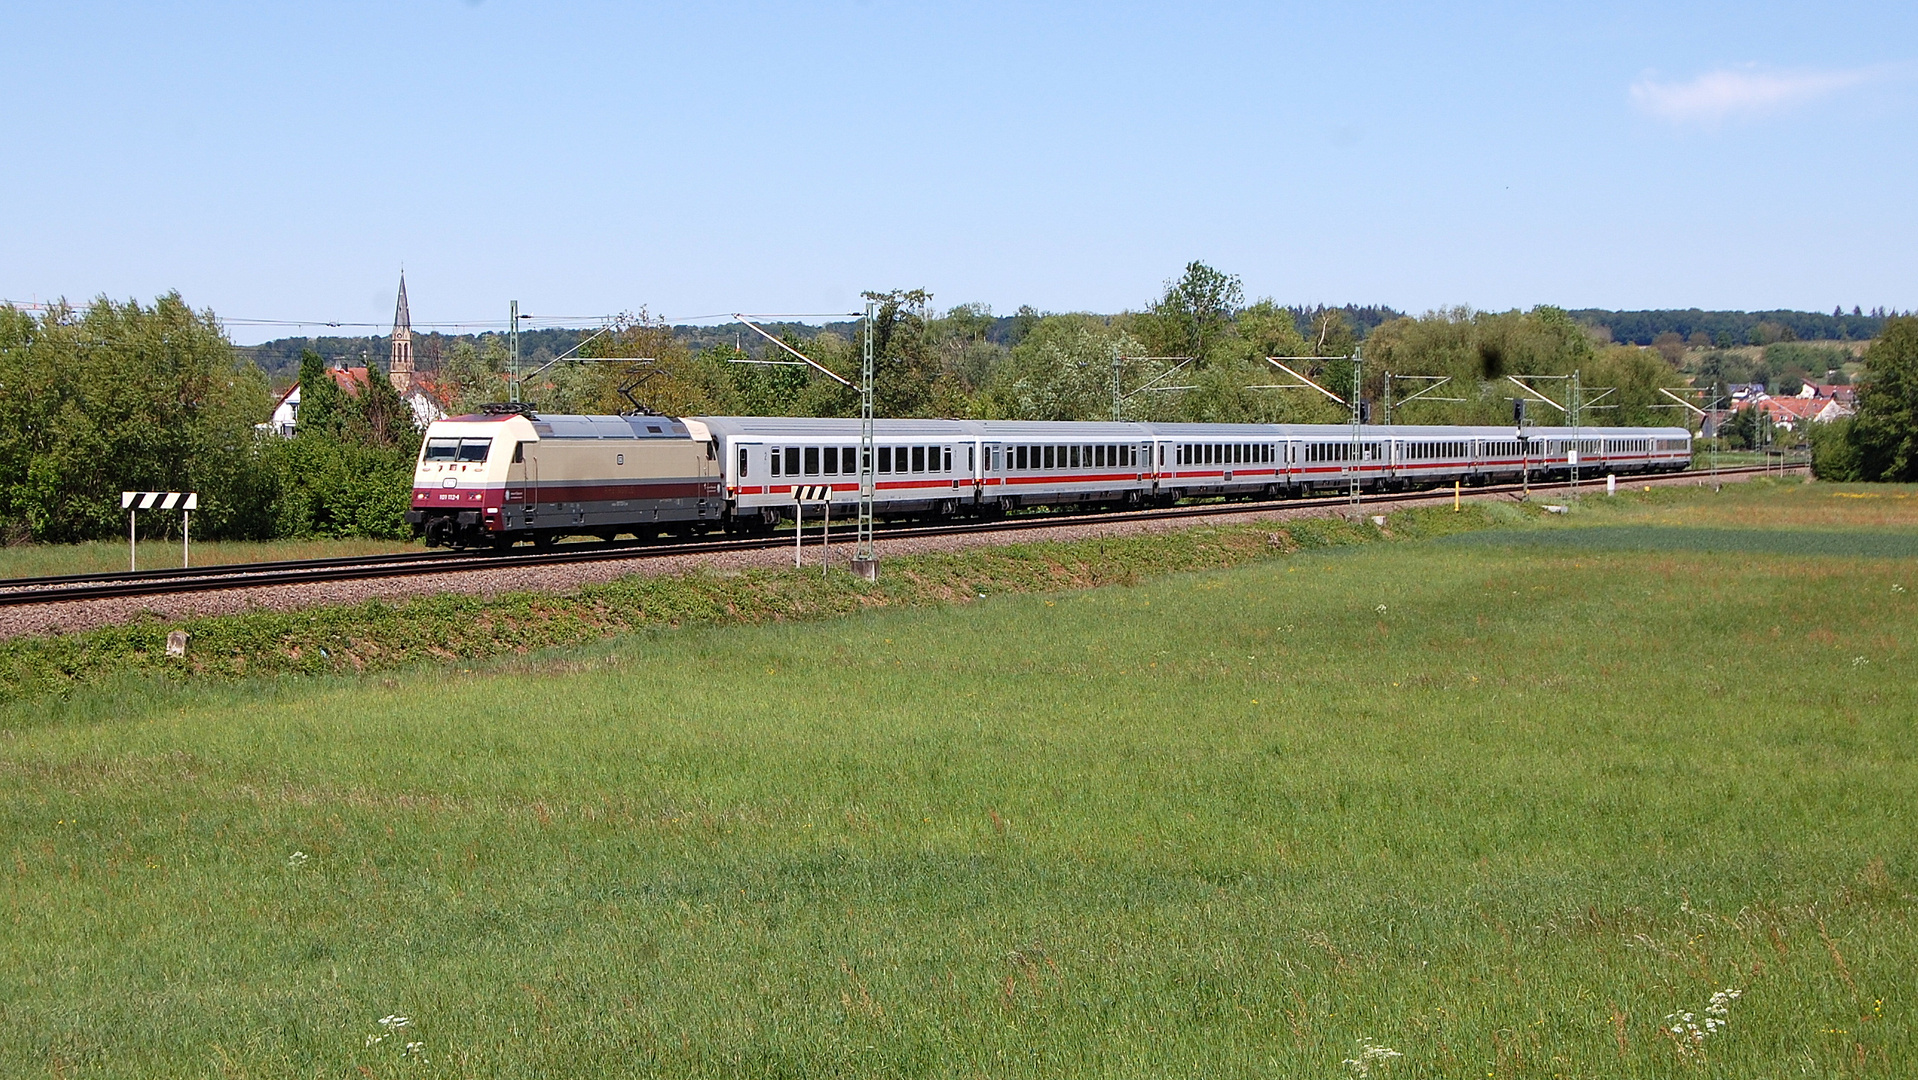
left=2, top=481, right=1913, bottom=1077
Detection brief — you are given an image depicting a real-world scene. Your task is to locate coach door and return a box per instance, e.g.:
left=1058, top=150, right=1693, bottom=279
left=734, top=442, right=762, bottom=498
left=978, top=441, right=998, bottom=499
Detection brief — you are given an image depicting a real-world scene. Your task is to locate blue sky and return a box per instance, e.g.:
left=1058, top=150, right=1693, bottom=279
left=2, top=1, right=1913, bottom=342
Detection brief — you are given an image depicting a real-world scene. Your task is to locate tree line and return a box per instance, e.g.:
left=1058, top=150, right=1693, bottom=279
left=0, top=295, right=419, bottom=544
left=6, top=271, right=1915, bottom=545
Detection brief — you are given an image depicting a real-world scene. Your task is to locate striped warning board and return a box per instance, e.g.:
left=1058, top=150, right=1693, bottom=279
left=791, top=485, right=833, bottom=501
left=121, top=491, right=199, bottom=510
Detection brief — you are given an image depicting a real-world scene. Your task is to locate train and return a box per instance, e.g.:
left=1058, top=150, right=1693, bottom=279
left=404, top=405, right=1693, bottom=548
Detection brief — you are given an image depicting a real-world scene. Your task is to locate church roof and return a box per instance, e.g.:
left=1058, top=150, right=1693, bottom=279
left=393, top=272, right=411, bottom=334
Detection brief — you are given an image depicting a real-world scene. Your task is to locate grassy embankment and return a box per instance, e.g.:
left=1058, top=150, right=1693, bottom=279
left=2, top=479, right=1913, bottom=1077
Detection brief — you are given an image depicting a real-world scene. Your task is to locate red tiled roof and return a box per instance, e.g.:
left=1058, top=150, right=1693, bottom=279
left=327, top=367, right=371, bottom=395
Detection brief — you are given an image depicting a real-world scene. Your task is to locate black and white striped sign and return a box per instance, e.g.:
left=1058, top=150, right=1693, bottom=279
left=121, top=491, right=199, bottom=510
left=791, top=485, right=834, bottom=501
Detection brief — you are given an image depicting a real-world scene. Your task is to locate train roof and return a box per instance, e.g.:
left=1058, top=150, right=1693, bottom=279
left=690, top=416, right=1690, bottom=440
left=436, top=413, right=692, bottom=440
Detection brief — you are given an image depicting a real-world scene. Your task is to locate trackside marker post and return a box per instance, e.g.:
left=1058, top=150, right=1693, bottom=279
left=122, top=492, right=199, bottom=572
left=792, top=486, right=832, bottom=573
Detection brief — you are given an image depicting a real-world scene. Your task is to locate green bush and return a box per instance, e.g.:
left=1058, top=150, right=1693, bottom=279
left=1807, top=417, right=1860, bottom=481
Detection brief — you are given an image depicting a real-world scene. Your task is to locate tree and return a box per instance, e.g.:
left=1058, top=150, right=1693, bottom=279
left=0, top=293, right=273, bottom=542
left=983, top=314, right=1139, bottom=421
left=1138, top=261, right=1243, bottom=364
left=294, top=350, right=347, bottom=436
left=272, top=348, right=421, bottom=538
left=577, top=309, right=729, bottom=416
left=862, top=289, right=936, bottom=417
left=1848, top=316, right=1918, bottom=481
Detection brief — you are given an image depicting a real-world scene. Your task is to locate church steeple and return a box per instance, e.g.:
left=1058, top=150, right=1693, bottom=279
left=389, top=271, right=414, bottom=393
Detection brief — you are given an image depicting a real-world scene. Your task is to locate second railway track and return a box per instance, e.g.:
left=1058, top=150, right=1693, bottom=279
left=0, top=464, right=1796, bottom=609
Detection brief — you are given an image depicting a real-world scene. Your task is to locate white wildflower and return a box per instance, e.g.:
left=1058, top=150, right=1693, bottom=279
left=1342, top=1040, right=1403, bottom=1077
left=1664, top=988, right=1740, bottom=1058
left=1375, top=604, right=1388, bottom=615
left=286, top=851, right=308, bottom=868
left=379, top=1015, right=411, bottom=1029
left=1852, top=656, right=1870, bottom=667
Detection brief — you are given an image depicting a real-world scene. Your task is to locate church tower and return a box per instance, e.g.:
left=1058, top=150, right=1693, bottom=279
left=389, top=272, right=415, bottom=393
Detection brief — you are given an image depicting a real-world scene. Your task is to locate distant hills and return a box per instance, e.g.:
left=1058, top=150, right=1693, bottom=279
left=237, top=306, right=1899, bottom=385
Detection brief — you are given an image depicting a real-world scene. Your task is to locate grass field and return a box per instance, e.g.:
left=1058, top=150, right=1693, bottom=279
left=2, top=481, right=1913, bottom=1077
left=0, top=536, right=424, bottom=580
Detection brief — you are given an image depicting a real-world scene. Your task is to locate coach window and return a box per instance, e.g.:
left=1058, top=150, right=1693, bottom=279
left=967, top=446, right=975, bottom=472
left=801, top=447, right=818, bottom=475
left=770, top=449, right=782, bottom=476
left=903, top=445, right=918, bottom=473
left=781, top=447, right=797, bottom=475
left=823, top=447, right=838, bottom=474
left=944, top=446, right=953, bottom=471
left=737, top=447, right=748, bottom=477
left=878, top=447, right=891, bottom=473
left=1014, top=445, right=1027, bottom=470
left=845, top=446, right=857, bottom=471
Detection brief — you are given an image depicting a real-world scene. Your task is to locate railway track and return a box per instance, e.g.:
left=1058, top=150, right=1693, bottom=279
left=0, top=464, right=1798, bottom=608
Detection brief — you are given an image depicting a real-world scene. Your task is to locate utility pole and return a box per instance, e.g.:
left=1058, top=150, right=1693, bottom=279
left=1569, top=368, right=1582, bottom=494
left=1348, top=347, right=1363, bottom=506
left=509, top=300, right=521, bottom=404
left=852, top=299, right=878, bottom=580
left=1111, top=346, right=1123, bottom=422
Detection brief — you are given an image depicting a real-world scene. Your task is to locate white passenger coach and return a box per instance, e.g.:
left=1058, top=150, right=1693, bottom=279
left=691, top=417, right=1692, bottom=528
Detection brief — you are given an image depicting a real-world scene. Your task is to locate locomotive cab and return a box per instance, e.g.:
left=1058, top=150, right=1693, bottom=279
left=405, top=411, right=539, bottom=548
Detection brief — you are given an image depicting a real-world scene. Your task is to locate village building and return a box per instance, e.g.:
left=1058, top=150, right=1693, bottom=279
left=259, top=272, right=447, bottom=436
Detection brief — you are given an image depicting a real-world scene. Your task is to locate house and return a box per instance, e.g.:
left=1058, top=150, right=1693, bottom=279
left=1796, top=382, right=1857, bottom=405
left=1746, top=394, right=1847, bottom=431
left=260, top=366, right=372, bottom=437
left=402, top=375, right=449, bottom=428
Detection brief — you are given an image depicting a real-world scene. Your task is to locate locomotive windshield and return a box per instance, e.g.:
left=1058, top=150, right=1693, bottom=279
left=423, top=437, right=493, bottom=463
